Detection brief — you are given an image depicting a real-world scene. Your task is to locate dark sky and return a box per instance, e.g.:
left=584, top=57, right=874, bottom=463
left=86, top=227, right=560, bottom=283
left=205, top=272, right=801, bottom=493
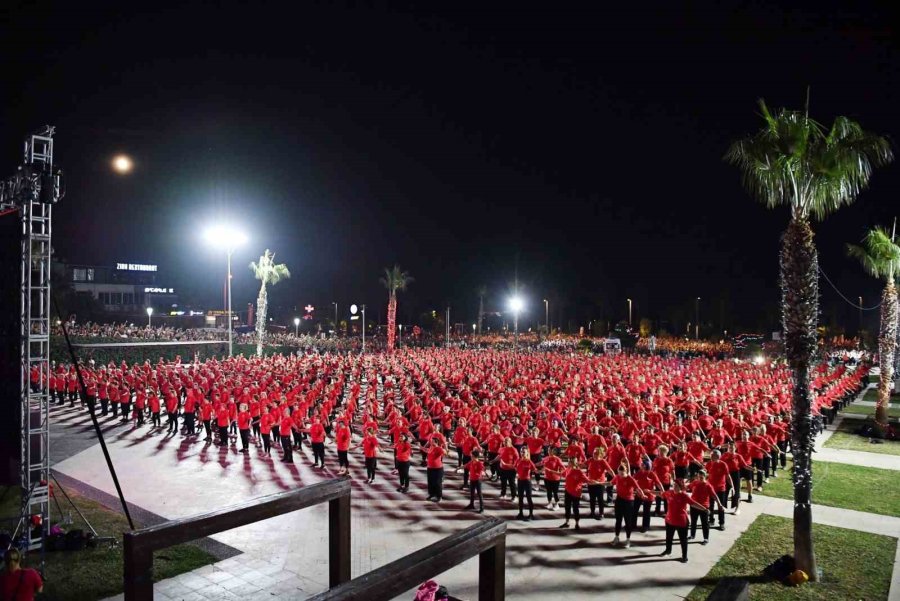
left=1, top=1, right=898, bottom=334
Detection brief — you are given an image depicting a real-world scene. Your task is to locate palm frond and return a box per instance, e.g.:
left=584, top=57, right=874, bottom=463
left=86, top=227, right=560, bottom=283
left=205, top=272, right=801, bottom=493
left=380, top=264, right=413, bottom=293
left=847, top=226, right=900, bottom=281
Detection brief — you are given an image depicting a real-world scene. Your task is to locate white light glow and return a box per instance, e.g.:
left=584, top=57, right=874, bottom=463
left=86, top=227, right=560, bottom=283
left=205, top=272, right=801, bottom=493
left=294, top=317, right=300, bottom=326
left=112, top=155, right=133, bottom=174
left=509, top=297, right=524, bottom=313
left=204, top=225, right=248, bottom=249
left=753, top=355, right=766, bottom=365
left=146, top=307, right=154, bottom=316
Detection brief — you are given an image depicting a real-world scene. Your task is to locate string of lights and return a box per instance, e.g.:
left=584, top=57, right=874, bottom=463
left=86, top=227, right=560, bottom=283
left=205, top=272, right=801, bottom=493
left=818, top=266, right=882, bottom=311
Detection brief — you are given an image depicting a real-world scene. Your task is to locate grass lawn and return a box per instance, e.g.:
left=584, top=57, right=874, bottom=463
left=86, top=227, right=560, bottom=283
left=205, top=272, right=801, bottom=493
left=824, top=419, right=900, bottom=457
left=687, top=514, right=896, bottom=601
left=759, top=460, right=900, bottom=517
left=0, top=485, right=216, bottom=601
left=844, top=398, right=900, bottom=419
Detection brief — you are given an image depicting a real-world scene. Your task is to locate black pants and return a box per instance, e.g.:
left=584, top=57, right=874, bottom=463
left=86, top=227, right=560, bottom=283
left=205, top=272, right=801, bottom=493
left=636, top=498, right=653, bottom=531
left=427, top=467, right=444, bottom=500
left=614, top=497, right=634, bottom=538
left=499, top=468, right=517, bottom=498
left=729, top=471, right=741, bottom=507
left=262, top=432, right=271, bottom=453
left=365, top=457, right=377, bottom=480
left=487, top=452, right=498, bottom=478
left=752, top=458, right=764, bottom=488
left=239, top=429, right=250, bottom=451
left=461, top=455, right=471, bottom=486
left=167, top=412, right=178, bottom=433
left=152, top=411, right=161, bottom=427
left=713, top=490, right=727, bottom=526
left=655, top=483, right=671, bottom=513
left=100, top=398, right=109, bottom=415
left=564, top=492, right=581, bottom=523
left=112, top=402, right=119, bottom=417
left=312, top=442, right=326, bottom=466
left=203, top=420, right=212, bottom=439
left=518, top=480, right=534, bottom=516
left=121, top=402, right=131, bottom=420
left=398, top=461, right=410, bottom=488
left=469, top=480, right=483, bottom=509
left=777, top=440, right=788, bottom=468
left=219, top=426, right=229, bottom=446
left=136, top=408, right=144, bottom=426
left=588, top=483, right=605, bottom=516
left=185, top=413, right=196, bottom=435
left=338, top=450, right=349, bottom=468
left=690, top=507, right=709, bottom=540
left=545, top=480, right=560, bottom=503
left=252, top=418, right=261, bottom=438
left=762, top=455, right=772, bottom=479
left=281, top=435, right=293, bottom=462
left=665, top=523, right=689, bottom=559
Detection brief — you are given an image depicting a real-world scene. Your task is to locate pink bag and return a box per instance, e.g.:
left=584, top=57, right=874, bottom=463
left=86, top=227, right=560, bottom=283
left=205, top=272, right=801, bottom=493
left=414, top=580, right=439, bottom=601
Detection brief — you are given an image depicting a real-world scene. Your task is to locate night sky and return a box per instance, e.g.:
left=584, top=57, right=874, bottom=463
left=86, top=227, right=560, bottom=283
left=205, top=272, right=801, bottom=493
left=2, top=1, right=898, bottom=334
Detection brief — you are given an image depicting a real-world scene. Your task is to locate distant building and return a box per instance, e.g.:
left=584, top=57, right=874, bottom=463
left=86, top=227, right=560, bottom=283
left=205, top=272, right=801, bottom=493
left=57, top=260, right=179, bottom=313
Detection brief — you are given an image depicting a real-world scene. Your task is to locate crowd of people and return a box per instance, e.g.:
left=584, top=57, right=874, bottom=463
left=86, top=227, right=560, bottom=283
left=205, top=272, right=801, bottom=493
left=634, top=336, right=734, bottom=358
left=42, top=346, right=868, bottom=564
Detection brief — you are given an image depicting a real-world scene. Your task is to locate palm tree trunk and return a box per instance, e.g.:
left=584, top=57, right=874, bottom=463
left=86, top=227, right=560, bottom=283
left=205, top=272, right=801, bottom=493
left=877, top=281, right=898, bottom=429
left=781, top=217, right=819, bottom=581
left=387, top=293, right=397, bottom=353
left=255, top=285, right=268, bottom=357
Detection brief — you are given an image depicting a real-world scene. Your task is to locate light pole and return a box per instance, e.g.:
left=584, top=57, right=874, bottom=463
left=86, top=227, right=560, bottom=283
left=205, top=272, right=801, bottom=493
left=695, top=297, right=701, bottom=340
left=146, top=306, right=153, bottom=327
left=509, top=296, right=524, bottom=353
left=204, top=225, right=248, bottom=357
left=859, top=296, right=863, bottom=335
left=627, top=298, right=632, bottom=327
left=446, top=306, right=450, bottom=348
left=294, top=317, right=300, bottom=337
left=398, top=324, right=403, bottom=348
left=544, top=299, right=549, bottom=334
left=361, top=304, right=366, bottom=353
left=332, top=301, right=338, bottom=337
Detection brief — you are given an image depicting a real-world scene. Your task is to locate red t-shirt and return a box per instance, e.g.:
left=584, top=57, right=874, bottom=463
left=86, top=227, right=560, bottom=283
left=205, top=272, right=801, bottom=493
left=468, top=459, right=486, bottom=482
left=515, top=458, right=536, bottom=481
left=705, top=460, right=731, bottom=492
left=498, top=446, right=519, bottom=470
left=542, top=455, right=565, bottom=481
left=689, top=480, right=716, bottom=506
left=427, top=446, right=445, bottom=469
left=309, top=423, right=326, bottom=443
left=362, top=435, right=379, bottom=458
left=612, top=474, right=640, bottom=501
left=237, top=412, right=251, bottom=430
left=663, top=490, right=692, bottom=528
left=586, top=458, right=613, bottom=483
left=335, top=426, right=351, bottom=451
left=395, top=440, right=412, bottom=462
left=0, top=568, right=42, bottom=601
left=564, top=467, right=588, bottom=497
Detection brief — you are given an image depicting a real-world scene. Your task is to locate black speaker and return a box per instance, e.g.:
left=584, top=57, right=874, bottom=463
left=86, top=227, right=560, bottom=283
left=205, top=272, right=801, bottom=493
left=0, top=209, right=22, bottom=486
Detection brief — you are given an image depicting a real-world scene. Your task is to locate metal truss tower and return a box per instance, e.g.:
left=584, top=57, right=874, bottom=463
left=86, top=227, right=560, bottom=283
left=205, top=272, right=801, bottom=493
left=0, top=126, right=62, bottom=552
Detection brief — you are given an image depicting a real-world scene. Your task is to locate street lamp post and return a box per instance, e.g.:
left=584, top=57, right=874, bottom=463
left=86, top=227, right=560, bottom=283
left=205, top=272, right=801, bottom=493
left=859, top=296, right=863, bottom=335
left=361, top=304, right=366, bottom=353
left=332, top=302, right=338, bottom=337
left=544, top=299, right=549, bottom=334
left=398, top=324, right=403, bottom=348
left=509, top=297, right=524, bottom=353
left=695, top=297, right=701, bottom=340
left=294, top=317, right=300, bottom=337
left=204, top=225, right=248, bottom=357
left=627, top=298, right=632, bottom=327
left=446, top=306, right=450, bottom=348
left=146, top=306, right=153, bottom=327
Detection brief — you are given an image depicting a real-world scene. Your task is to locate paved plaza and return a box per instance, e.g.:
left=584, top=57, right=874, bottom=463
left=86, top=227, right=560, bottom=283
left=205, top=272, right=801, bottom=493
left=45, top=385, right=900, bottom=601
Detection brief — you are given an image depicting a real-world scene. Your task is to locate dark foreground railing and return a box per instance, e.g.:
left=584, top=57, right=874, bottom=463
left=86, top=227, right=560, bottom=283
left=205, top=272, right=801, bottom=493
left=122, top=478, right=351, bottom=601
left=309, top=516, right=507, bottom=601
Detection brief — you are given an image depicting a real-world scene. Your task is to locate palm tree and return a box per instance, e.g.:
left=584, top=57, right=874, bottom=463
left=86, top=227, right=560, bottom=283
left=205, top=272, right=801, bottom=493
left=380, top=265, right=413, bottom=353
left=847, top=224, right=900, bottom=430
left=477, top=285, right=487, bottom=336
left=249, top=250, right=291, bottom=356
left=726, top=98, right=892, bottom=580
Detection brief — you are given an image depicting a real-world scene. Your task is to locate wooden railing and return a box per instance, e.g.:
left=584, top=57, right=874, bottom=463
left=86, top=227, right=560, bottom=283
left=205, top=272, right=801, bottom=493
left=309, top=516, right=507, bottom=601
left=122, top=478, right=351, bottom=601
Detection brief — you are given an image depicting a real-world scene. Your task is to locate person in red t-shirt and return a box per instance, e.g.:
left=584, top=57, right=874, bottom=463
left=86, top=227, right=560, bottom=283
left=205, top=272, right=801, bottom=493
left=424, top=435, right=449, bottom=502
left=634, top=459, right=664, bottom=533
left=237, top=404, right=252, bottom=453
left=687, top=470, right=723, bottom=544
left=307, top=416, right=328, bottom=468
left=560, top=457, right=590, bottom=530
left=661, top=479, right=709, bottom=563
left=611, top=465, right=645, bottom=547
left=0, top=549, right=42, bottom=601
left=540, top=447, right=565, bottom=510
left=333, top=420, right=352, bottom=475
left=279, top=413, right=295, bottom=463
left=394, top=433, right=413, bottom=492
left=586, top=447, right=615, bottom=519
left=705, top=450, right=736, bottom=529
left=491, top=438, right=519, bottom=501
left=259, top=407, right=274, bottom=455
left=353, top=427, right=381, bottom=483
left=515, top=449, right=537, bottom=521
left=464, top=450, right=486, bottom=513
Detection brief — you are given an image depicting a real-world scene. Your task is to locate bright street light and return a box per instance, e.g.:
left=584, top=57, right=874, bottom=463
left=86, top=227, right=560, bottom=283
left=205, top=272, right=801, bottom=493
left=204, top=224, right=248, bottom=357
left=146, top=306, right=153, bottom=327
left=293, top=317, right=300, bottom=336
left=508, top=296, right=524, bottom=353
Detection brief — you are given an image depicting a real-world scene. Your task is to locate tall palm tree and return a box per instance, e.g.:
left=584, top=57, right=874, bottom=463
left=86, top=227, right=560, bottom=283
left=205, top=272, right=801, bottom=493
left=847, top=224, right=900, bottom=430
left=477, top=285, right=487, bottom=336
left=380, top=265, right=413, bottom=353
left=249, top=250, right=291, bottom=357
left=726, top=98, right=891, bottom=579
